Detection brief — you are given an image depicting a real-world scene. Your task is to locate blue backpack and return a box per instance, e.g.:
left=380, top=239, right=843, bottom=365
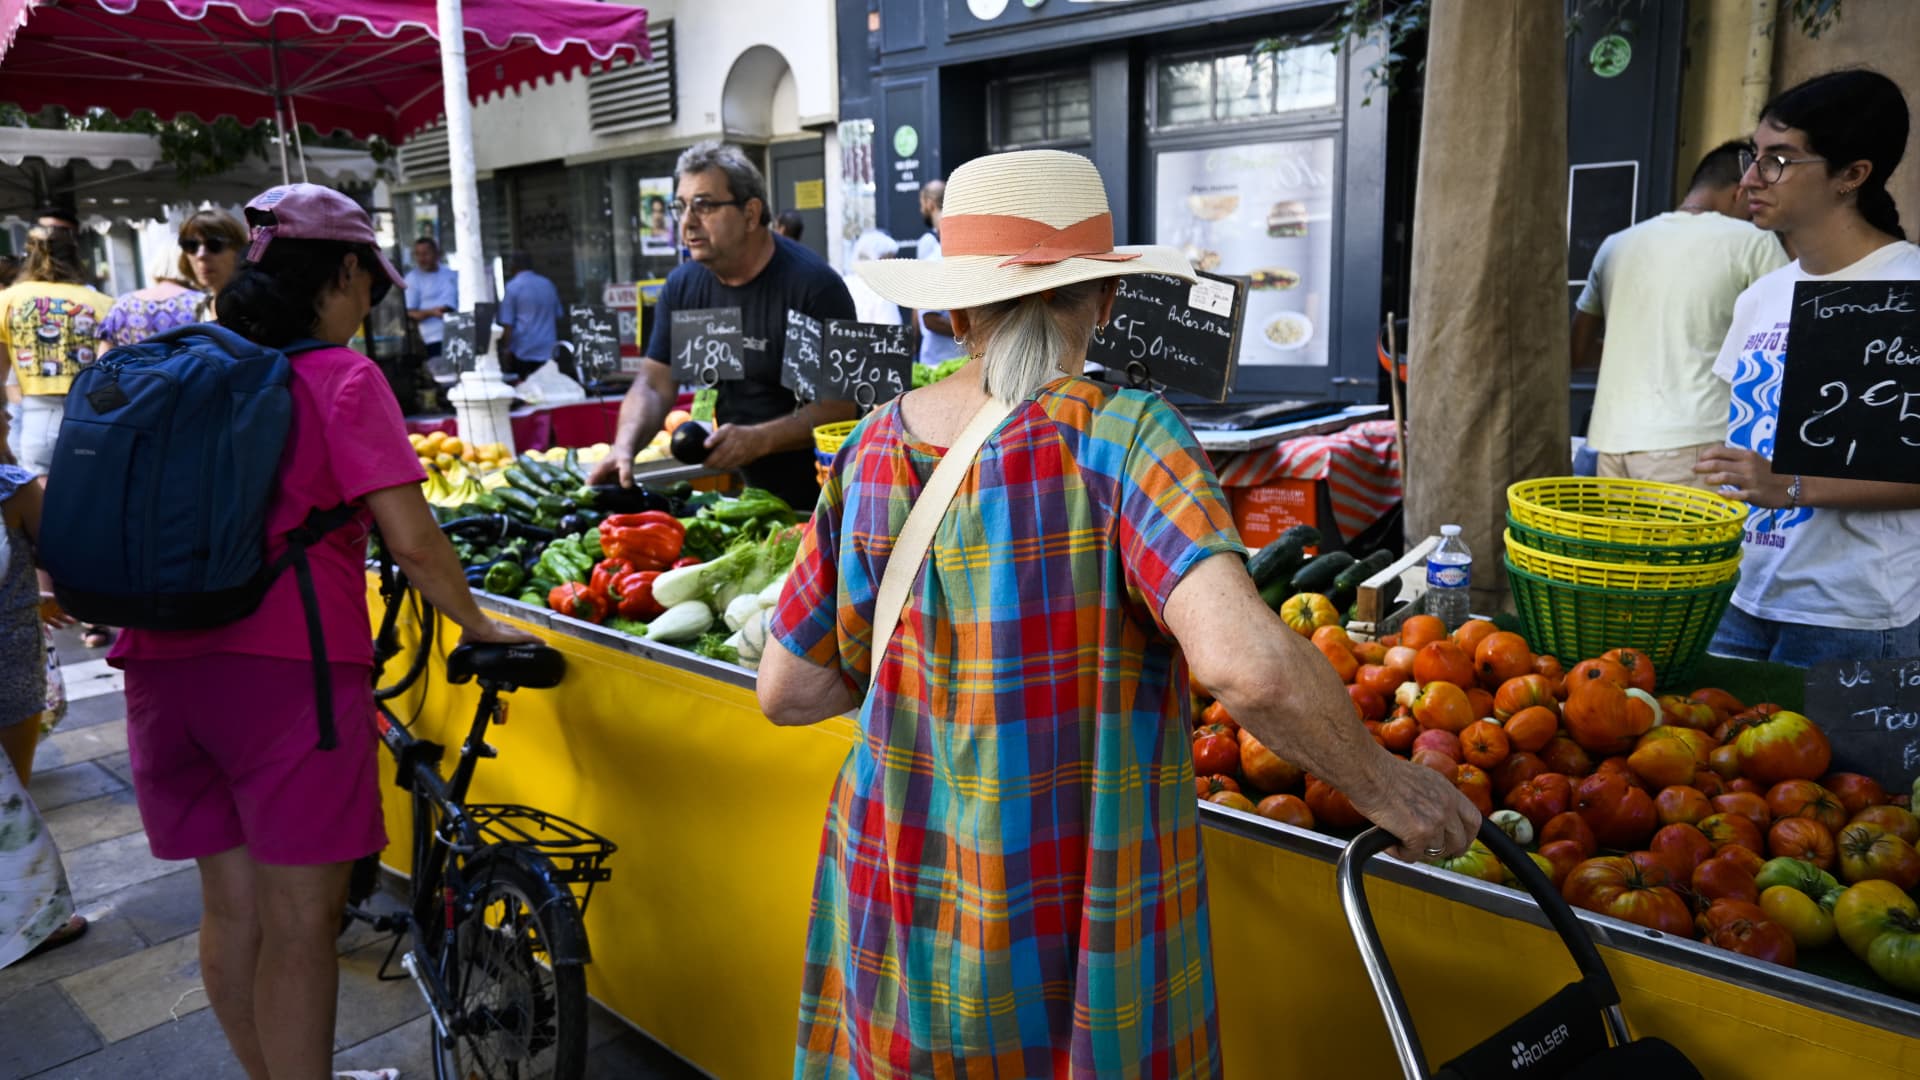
left=41, top=324, right=358, bottom=748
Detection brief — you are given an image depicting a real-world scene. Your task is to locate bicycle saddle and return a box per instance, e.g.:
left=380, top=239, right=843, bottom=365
left=446, top=642, right=566, bottom=689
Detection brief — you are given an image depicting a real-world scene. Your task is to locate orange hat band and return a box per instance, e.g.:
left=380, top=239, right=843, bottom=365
left=939, top=211, right=1142, bottom=268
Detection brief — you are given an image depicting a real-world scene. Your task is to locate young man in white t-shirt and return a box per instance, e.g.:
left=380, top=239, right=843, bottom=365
left=1694, top=72, right=1920, bottom=668
left=1572, top=142, right=1788, bottom=489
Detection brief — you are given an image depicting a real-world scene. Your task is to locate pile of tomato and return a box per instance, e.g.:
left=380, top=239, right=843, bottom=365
left=1194, top=608, right=1920, bottom=994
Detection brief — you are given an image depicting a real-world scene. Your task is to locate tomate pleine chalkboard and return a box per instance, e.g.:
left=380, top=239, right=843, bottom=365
left=1773, top=280, right=1920, bottom=484
left=1086, top=270, right=1244, bottom=402
left=669, top=307, right=746, bottom=386
left=820, top=320, right=912, bottom=407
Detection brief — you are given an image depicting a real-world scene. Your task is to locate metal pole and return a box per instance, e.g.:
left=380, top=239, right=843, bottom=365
left=272, top=97, right=291, bottom=184
left=436, top=0, right=489, bottom=314
left=287, top=95, right=311, bottom=184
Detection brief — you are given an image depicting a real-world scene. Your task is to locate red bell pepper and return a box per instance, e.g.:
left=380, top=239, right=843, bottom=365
left=547, top=582, right=607, bottom=623
left=610, top=569, right=665, bottom=621
left=671, top=555, right=703, bottom=569
left=589, top=558, right=633, bottom=602
left=598, top=511, right=685, bottom=571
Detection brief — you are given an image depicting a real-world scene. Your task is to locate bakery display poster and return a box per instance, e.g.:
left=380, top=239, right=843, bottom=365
left=639, top=177, right=677, bottom=256
left=1154, top=137, right=1335, bottom=368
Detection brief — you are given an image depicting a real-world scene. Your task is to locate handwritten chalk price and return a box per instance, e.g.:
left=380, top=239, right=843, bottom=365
left=782, top=311, right=823, bottom=402
left=669, top=308, right=746, bottom=386
left=1776, top=281, right=1920, bottom=483
left=820, top=320, right=912, bottom=407
left=1808, top=657, right=1920, bottom=794
left=1086, top=271, right=1244, bottom=402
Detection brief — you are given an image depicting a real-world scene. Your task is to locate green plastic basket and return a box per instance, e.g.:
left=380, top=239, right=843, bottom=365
left=1506, top=514, right=1742, bottom=566
left=1505, top=558, right=1737, bottom=690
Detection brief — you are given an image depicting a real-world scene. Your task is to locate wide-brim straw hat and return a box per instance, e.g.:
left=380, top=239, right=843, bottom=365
left=856, top=149, right=1195, bottom=310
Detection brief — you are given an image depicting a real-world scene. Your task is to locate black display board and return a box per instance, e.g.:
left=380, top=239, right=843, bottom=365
left=668, top=307, right=746, bottom=385
left=567, top=304, right=621, bottom=378
left=782, top=311, right=823, bottom=402
left=439, top=301, right=496, bottom=374
left=1086, top=271, right=1244, bottom=402
left=1806, top=658, right=1920, bottom=797
left=1774, top=280, right=1920, bottom=483
left=821, top=320, right=912, bottom=406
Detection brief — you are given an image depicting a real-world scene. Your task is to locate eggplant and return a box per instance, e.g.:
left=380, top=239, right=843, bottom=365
left=671, top=421, right=712, bottom=465
left=587, top=484, right=672, bottom=514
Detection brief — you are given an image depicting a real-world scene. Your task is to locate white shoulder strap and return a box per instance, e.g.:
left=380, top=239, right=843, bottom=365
left=868, top=396, right=1015, bottom=671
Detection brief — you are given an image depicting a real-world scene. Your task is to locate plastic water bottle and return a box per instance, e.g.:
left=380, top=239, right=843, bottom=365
left=1426, top=524, right=1473, bottom=630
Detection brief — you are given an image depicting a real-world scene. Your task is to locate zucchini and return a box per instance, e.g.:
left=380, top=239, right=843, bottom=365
left=504, top=468, right=550, bottom=499
left=496, top=489, right=542, bottom=520
left=1246, top=524, right=1322, bottom=589
left=518, top=455, right=562, bottom=490
left=560, top=447, right=585, bottom=485
left=1290, top=550, right=1356, bottom=595
left=1329, top=549, right=1396, bottom=609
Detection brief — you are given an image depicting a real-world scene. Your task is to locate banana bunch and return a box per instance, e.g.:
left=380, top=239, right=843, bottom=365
left=423, top=462, right=489, bottom=509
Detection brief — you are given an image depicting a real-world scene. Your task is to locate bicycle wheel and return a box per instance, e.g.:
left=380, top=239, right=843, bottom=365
left=433, top=849, right=588, bottom=1080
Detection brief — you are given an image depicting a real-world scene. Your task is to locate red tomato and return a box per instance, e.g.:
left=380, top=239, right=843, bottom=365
left=1600, top=647, right=1658, bottom=694
left=1691, top=854, right=1761, bottom=905
left=1198, top=700, right=1237, bottom=735
left=1505, top=773, right=1574, bottom=831
left=1567, top=656, right=1630, bottom=690
left=1452, top=764, right=1495, bottom=817
left=1654, top=785, right=1713, bottom=828
left=1691, top=768, right=1728, bottom=798
left=1698, top=898, right=1771, bottom=936
left=1379, top=714, right=1418, bottom=754
left=1836, top=823, right=1920, bottom=890
left=1561, top=856, right=1693, bottom=936
left=1492, top=751, right=1549, bottom=798
left=1238, top=730, right=1303, bottom=794
left=1196, top=774, right=1241, bottom=799
left=1255, top=793, right=1315, bottom=829
left=1851, top=805, right=1920, bottom=846
left=1821, top=773, right=1890, bottom=817
left=1459, top=720, right=1511, bottom=770
left=1355, top=663, right=1404, bottom=701
left=1411, top=748, right=1458, bottom=776
left=1707, top=743, right=1745, bottom=782
left=1712, top=843, right=1767, bottom=878
left=1493, top=675, right=1559, bottom=721
left=1563, top=677, right=1655, bottom=756
left=1574, top=770, right=1658, bottom=850
left=1347, top=684, right=1388, bottom=724
left=1650, top=823, right=1717, bottom=877
left=1540, top=811, right=1599, bottom=859
left=1627, top=848, right=1683, bottom=889
left=1304, top=775, right=1368, bottom=828
left=1537, top=839, right=1587, bottom=888
left=1727, top=777, right=1765, bottom=795
left=1768, top=817, right=1838, bottom=869
left=1503, top=705, right=1559, bottom=753
left=1711, top=791, right=1773, bottom=833
left=1688, top=687, right=1747, bottom=724
left=1192, top=732, right=1239, bottom=777
left=1708, top=916, right=1798, bottom=967
left=1474, top=632, right=1536, bottom=688
left=1735, top=710, right=1833, bottom=786
left=1698, top=812, right=1766, bottom=856
left=1539, top=736, right=1595, bottom=778
left=1627, top=738, right=1699, bottom=790
left=1658, top=694, right=1719, bottom=731
left=1533, top=654, right=1567, bottom=698
left=1412, top=640, right=1475, bottom=689
left=1766, top=779, right=1848, bottom=833
left=1412, top=728, right=1462, bottom=761
left=1412, top=680, right=1474, bottom=733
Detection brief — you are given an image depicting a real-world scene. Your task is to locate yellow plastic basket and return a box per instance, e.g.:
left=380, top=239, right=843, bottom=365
left=1507, top=477, right=1746, bottom=547
left=1505, top=530, right=1740, bottom=591
left=813, top=420, right=859, bottom=457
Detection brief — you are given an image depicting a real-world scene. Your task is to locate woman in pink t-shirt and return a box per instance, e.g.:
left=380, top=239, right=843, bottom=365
left=110, top=185, right=533, bottom=1080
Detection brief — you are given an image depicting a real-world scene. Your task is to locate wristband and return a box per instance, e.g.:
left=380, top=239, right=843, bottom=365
left=1787, top=474, right=1803, bottom=509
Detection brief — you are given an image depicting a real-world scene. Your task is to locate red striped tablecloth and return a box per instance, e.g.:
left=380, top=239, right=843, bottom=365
left=1214, top=419, right=1402, bottom=541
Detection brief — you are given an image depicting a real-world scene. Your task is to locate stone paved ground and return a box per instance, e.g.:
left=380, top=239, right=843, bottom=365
left=3, top=629, right=704, bottom=1079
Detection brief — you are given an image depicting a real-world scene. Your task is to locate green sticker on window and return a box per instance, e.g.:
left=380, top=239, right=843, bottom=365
left=1589, top=34, right=1631, bottom=79
left=893, top=125, right=919, bottom=158
left=691, top=387, right=717, bottom=424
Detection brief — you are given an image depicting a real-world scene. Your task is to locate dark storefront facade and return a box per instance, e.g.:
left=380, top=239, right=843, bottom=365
left=839, top=0, right=1397, bottom=404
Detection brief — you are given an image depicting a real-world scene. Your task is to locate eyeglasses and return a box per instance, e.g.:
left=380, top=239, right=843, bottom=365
left=1737, top=149, right=1827, bottom=185
left=179, top=237, right=229, bottom=256
left=669, top=197, right=744, bottom=219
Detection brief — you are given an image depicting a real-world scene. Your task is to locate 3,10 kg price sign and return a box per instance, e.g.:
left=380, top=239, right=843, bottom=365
left=783, top=314, right=911, bottom=407
left=669, top=307, right=747, bottom=386
left=1774, top=280, right=1920, bottom=483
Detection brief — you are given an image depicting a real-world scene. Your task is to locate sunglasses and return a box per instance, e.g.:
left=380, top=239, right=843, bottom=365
left=179, top=237, right=230, bottom=256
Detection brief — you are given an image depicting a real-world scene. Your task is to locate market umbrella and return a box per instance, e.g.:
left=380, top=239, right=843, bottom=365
left=0, top=0, right=651, bottom=178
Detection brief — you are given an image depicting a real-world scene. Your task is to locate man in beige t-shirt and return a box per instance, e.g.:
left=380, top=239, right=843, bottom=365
left=1572, top=141, right=1788, bottom=489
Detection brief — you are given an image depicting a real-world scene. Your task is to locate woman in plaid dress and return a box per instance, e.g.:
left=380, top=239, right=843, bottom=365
left=761, top=150, right=1477, bottom=1078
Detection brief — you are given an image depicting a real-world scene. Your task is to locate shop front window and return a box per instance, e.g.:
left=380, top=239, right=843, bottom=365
left=989, top=71, right=1093, bottom=150
left=1154, top=42, right=1338, bottom=130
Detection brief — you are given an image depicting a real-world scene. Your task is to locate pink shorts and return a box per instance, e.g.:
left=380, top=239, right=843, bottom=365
left=123, top=655, right=387, bottom=865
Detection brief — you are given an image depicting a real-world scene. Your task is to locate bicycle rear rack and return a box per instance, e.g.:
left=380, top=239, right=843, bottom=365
left=464, top=804, right=618, bottom=915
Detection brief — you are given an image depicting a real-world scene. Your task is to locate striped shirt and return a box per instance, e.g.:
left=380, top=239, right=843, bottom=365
left=772, top=376, right=1242, bottom=1078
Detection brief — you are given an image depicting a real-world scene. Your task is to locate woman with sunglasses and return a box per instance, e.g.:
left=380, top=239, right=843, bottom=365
left=176, top=209, right=245, bottom=321
left=1697, top=69, right=1920, bottom=667
left=108, top=184, right=533, bottom=1080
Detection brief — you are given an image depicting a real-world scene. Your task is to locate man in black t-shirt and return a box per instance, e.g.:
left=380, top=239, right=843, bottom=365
left=589, top=141, right=856, bottom=509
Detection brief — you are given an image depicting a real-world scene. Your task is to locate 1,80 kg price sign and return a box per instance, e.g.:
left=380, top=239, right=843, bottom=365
left=1775, top=281, right=1920, bottom=483
left=669, top=307, right=747, bottom=387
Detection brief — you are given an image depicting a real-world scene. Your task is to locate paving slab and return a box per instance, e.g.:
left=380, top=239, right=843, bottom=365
left=0, top=982, right=104, bottom=1077
left=587, top=1025, right=711, bottom=1079
left=95, top=750, right=135, bottom=790
left=26, top=1004, right=248, bottom=1080
left=62, top=830, right=182, bottom=906
left=45, top=787, right=146, bottom=852
left=58, top=932, right=206, bottom=1043
left=60, top=659, right=124, bottom=703
left=332, top=936, right=430, bottom=1051
left=86, top=866, right=202, bottom=949
left=330, top=1012, right=441, bottom=1079
left=56, top=694, right=127, bottom=732
left=37, top=721, right=129, bottom=772
left=0, top=910, right=148, bottom=998
left=27, top=761, right=125, bottom=814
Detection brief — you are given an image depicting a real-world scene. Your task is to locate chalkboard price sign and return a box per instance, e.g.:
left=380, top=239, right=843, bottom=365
left=1774, top=280, right=1920, bottom=484
left=567, top=304, right=621, bottom=379
left=1086, top=270, right=1244, bottom=402
left=782, top=311, right=823, bottom=402
left=1806, top=658, right=1920, bottom=797
left=821, top=320, right=912, bottom=407
left=438, top=302, right=496, bottom=379
left=669, top=307, right=746, bottom=386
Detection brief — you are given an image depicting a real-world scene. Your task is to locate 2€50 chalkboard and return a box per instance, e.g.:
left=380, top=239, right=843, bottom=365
left=568, top=305, right=621, bottom=379
left=1085, top=270, right=1244, bottom=402
left=1805, top=658, right=1920, bottom=798
left=1773, top=279, right=1920, bottom=484
left=669, top=307, right=746, bottom=386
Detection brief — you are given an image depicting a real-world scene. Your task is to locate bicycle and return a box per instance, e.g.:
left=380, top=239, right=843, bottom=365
left=347, top=533, right=617, bottom=1080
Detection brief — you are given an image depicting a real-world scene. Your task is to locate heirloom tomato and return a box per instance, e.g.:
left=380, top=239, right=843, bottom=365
left=1562, top=856, right=1693, bottom=936
left=1735, top=710, right=1832, bottom=785
left=1835, top=823, right=1920, bottom=890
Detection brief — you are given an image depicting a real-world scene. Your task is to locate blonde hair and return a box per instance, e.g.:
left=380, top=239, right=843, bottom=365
left=176, top=209, right=247, bottom=287
left=963, top=279, right=1108, bottom=404
left=23, top=225, right=88, bottom=286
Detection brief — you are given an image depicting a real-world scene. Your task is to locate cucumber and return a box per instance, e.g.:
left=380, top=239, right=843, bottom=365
left=496, top=489, right=542, bottom=520
left=1246, top=524, right=1322, bottom=589
left=1289, top=550, right=1356, bottom=595
left=518, top=455, right=562, bottom=490
left=560, top=447, right=585, bottom=485
left=504, top=468, right=550, bottom=499
left=1329, top=549, right=1396, bottom=609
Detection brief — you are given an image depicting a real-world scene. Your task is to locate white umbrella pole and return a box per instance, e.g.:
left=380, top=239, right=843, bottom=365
left=286, top=95, right=311, bottom=183
left=437, top=0, right=515, bottom=453
left=272, top=96, right=291, bottom=184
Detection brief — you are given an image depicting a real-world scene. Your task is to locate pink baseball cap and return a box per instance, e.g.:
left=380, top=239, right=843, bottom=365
left=243, top=183, right=407, bottom=290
